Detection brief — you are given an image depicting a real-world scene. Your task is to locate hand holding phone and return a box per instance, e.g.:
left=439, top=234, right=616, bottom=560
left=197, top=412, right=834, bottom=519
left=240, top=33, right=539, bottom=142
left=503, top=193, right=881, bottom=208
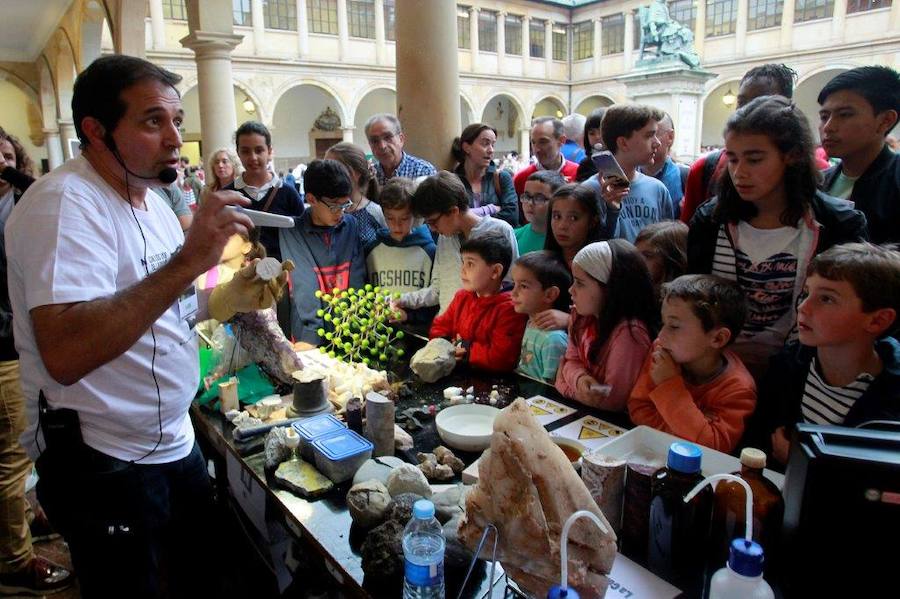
left=591, top=150, right=629, bottom=187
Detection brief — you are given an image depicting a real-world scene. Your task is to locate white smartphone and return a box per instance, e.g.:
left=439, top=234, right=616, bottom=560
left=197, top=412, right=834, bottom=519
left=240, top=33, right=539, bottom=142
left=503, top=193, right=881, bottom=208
left=591, top=150, right=629, bottom=187
left=227, top=206, right=296, bottom=228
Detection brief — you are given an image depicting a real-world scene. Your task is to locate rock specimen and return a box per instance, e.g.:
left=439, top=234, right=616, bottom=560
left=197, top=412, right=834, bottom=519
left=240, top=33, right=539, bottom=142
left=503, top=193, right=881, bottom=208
left=431, top=484, right=467, bottom=524
left=393, top=425, right=414, bottom=451
left=434, top=446, right=465, bottom=474
left=360, top=520, right=405, bottom=579
left=352, top=456, right=406, bottom=486
left=383, top=492, right=422, bottom=524
left=347, top=480, right=392, bottom=528
left=386, top=463, right=432, bottom=498
left=264, top=426, right=293, bottom=471
left=458, top=398, right=617, bottom=598
left=273, top=459, right=334, bottom=498
left=417, top=453, right=455, bottom=481
left=410, top=338, right=456, bottom=383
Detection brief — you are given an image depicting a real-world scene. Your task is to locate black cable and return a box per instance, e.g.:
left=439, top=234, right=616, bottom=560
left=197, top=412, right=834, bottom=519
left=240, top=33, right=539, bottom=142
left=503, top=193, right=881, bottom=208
left=123, top=166, right=164, bottom=464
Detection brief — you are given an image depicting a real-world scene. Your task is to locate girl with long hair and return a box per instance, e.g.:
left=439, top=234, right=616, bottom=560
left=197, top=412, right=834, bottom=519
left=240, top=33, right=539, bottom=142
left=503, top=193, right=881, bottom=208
left=325, top=141, right=384, bottom=252
left=555, top=240, right=657, bottom=410
left=687, top=95, right=867, bottom=375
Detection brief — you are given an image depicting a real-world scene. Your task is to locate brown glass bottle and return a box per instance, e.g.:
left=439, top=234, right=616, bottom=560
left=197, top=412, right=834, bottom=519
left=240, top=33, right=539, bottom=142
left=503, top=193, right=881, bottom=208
left=709, top=448, right=785, bottom=576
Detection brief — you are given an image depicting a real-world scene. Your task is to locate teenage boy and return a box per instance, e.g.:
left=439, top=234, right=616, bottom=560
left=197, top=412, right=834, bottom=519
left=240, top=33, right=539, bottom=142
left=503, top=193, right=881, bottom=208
left=279, top=159, right=366, bottom=344
left=228, top=120, right=305, bottom=260
left=759, top=243, right=900, bottom=465
left=510, top=251, right=572, bottom=382
left=430, top=232, right=527, bottom=372
left=587, top=104, right=674, bottom=243
left=515, top=170, right=566, bottom=255
left=367, top=178, right=436, bottom=323
left=396, top=171, right=518, bottom=316
left=818, top=66, right=900, bottom=244
left=628, top=274, right=756, bottom=453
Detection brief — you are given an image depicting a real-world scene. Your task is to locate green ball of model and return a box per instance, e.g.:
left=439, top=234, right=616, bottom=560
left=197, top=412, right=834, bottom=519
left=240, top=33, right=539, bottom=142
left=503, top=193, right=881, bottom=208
left=378, top=353, right=387, bottom=361
left=397, top=349, right=405, bottom=357
left=317, top=328, right=325, bottom=337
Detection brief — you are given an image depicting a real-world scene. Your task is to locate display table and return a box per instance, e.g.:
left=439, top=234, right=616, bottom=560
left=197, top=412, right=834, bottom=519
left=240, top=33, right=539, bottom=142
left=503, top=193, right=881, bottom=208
left=191, top=333, right=667, bottom=598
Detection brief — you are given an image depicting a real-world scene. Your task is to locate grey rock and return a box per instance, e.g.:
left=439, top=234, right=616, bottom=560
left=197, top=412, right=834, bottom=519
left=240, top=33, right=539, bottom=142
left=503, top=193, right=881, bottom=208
left=351, top=456, right=406, bottom=486
left=384, top=492, right=423, bottom=524
left=410, top=338, right=456, bottom=383
left=361, top=520, right=405, bottom=579
left=264, top=427, right=292, bottom=470
left=432, top=484, right=468, bottom=524
left=386, top=463, right=432, bottom=498
left=346, top=480, right=391, bottom=528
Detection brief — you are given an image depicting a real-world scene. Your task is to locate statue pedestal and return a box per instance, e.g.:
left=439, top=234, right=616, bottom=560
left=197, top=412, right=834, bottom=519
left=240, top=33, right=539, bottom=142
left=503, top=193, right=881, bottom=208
left=618, top=62, right=716, bottom=162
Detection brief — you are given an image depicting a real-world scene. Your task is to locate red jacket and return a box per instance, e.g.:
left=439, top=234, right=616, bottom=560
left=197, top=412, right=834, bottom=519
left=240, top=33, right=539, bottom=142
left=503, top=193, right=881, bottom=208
left=513, top=160, right=579, bottom=196
left=429, top=289, right=527, bottom=372
left=681, top=150, right=728, bottom=224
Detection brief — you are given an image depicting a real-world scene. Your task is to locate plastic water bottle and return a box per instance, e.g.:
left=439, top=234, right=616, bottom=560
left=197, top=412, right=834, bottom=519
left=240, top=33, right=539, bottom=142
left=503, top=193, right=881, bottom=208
left=708, top=539, right=775, bottom=599
left=402, top=499, right=445, bottom=599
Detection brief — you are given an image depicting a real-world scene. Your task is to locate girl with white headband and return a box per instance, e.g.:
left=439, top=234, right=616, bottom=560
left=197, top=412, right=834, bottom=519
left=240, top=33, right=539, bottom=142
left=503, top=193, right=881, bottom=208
left=555, top=240, right=658, bottom=410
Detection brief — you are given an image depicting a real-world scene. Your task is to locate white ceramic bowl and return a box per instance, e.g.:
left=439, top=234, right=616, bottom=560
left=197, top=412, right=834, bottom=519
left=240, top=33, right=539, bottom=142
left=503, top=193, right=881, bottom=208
left=436, top=404, right=501, bottom=452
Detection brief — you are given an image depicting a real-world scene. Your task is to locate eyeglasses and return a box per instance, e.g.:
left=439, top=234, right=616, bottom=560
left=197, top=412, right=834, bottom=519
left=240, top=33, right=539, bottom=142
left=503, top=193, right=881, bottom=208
left=320, top=198, right=353, bottom=213
left=520, top=193, right=550, bottom=205
left=423, top=213, right=446, bottom=228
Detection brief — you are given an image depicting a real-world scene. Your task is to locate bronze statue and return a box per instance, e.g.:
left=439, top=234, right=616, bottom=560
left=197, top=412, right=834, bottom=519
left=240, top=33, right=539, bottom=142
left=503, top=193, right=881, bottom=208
left=637, top=0, right=701, bottom=68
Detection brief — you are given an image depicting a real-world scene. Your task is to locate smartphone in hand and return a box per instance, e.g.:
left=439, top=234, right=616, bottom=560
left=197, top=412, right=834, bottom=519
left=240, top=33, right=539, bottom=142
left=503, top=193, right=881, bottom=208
left=592, top=150, right=629, bottom=188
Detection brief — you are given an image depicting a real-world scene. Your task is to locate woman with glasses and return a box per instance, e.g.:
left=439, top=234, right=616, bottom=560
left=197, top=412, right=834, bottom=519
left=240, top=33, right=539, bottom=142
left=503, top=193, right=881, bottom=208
left=451, top=123, right=520, bottom=227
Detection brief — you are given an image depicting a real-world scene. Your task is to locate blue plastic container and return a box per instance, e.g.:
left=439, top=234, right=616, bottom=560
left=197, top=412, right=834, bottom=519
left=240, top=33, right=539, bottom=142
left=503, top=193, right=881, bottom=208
left=312, top=429, right=374, bottom=483
left=292, top=413, right=346, bottom=461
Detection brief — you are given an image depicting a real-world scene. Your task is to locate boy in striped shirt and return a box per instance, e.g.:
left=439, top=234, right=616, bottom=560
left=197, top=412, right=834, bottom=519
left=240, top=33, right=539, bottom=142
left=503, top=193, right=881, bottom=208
left=760, top=243, right=900, bottom=465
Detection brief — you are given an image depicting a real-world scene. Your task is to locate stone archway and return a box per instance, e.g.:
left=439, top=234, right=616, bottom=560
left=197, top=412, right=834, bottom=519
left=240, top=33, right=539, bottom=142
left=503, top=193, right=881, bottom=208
left=531, top=95, right=567, bottom=120
left=272, top=83, right=346, bottom=171
left=460, top=95, right=475, bottom=130
left=352, top=87, right=396, bottom=148
left=481, top=93, right=524, bottom=154
left=700, top=77, right=743, bottom=149
left=574, top=95, right=614, bottom=116
left=180, top=84, right=264, bottom=165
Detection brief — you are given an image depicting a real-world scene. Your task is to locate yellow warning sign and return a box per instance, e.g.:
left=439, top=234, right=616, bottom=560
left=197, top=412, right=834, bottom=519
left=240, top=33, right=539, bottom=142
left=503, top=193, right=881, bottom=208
left=530, top=405, right=552, bottom=416
left=579, top=426, right=607, bottom=440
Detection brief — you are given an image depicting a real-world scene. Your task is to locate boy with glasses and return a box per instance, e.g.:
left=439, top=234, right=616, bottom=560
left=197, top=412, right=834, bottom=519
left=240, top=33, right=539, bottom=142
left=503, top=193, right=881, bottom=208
left=515, top=170, right=566, bottom=255
left=280, top=159, right=367, bottom=344
left=395, top=171, right=518, bottom=316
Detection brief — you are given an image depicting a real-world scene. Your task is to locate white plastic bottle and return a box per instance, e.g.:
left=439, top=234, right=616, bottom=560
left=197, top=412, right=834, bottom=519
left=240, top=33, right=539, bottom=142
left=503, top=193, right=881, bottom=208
left=402, top=499, right=445, bottom=599
left=709, top=538, right=775, bottom=599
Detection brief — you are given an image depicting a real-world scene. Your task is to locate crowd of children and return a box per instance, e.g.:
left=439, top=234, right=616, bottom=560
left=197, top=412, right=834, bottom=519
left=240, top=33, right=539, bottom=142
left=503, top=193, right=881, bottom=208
left=232, top=64, right=898, bottom=465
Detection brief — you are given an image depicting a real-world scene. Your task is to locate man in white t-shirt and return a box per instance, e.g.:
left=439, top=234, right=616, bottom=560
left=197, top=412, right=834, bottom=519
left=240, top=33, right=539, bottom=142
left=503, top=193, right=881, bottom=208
left=3, top=55, right=269, bottom=596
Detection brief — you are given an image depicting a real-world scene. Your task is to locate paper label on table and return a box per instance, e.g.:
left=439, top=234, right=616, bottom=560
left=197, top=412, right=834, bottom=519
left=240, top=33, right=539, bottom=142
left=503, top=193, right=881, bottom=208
left=526, top=395, right=576, bottom=425
left=551, top=415, right=624, bottom=449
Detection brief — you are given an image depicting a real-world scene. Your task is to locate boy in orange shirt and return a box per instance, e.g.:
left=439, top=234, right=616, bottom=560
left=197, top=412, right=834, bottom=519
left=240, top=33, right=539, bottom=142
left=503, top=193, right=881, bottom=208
left=628, top=274, right=756, bottom=453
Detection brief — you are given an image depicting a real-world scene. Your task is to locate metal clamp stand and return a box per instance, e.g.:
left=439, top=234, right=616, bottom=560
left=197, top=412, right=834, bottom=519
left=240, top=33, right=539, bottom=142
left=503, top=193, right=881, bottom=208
left=458, top=524, right=500, bottom=599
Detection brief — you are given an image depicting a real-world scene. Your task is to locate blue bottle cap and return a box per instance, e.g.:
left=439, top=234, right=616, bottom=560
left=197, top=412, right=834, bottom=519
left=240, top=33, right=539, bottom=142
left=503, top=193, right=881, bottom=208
left=728, top=538, right=765, bottom=577
left=666, top=441, right=703, bottom=474
left=546, top=585, right=580, bottom=599
left=413, top=499, right=435, bottom=520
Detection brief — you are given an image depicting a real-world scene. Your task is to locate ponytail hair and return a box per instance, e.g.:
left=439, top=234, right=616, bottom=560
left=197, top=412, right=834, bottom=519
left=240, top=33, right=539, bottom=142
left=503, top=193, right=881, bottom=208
left=326, top=141, right=380, bottom=202
left=716, top=95, right=818, bottom=227
left=451, top=123, right=497, bottom=166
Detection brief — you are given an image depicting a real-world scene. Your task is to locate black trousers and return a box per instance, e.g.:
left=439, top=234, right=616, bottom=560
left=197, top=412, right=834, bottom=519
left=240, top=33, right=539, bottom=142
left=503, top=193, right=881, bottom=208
left=35, top=441, right=218, bottom=599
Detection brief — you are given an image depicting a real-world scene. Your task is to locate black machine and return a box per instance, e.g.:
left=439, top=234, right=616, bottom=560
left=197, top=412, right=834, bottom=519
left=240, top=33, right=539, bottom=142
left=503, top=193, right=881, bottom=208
left=782, top=423, right=900, bottom=594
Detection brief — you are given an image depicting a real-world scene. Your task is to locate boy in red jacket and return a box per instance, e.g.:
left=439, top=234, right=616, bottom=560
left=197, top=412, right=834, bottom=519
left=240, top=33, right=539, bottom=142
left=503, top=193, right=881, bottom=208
left=429, top=231, right=527, bottom=372
left=628, top=274, right=757, bottom=453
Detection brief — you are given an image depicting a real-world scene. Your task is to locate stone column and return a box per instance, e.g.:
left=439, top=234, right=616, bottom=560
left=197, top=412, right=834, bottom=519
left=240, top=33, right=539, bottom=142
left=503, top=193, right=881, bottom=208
left=149, top=0, right=166, bottom=50
left=251, top=0, right=266, bottom=54
left=58, top=120, right=77, bottom=160
left=780, top=0, right=795, bottom=48
left=832, top=0, right=847, bottom=41
left=297, top=0, right=309, bottom=56
left=623, top=10, right=634, bottom=70
left=470, top=7, right=480, bottom=71
left=522, top=16, right=530, bottom=75
left=180, top=33, right=243, bottom=157
left=337, top=0, right=349, bottom=61
left=519, top=128, right=530, bottom=158
left=695, top=0, right=706, bottom=57
left=396, top=0, right=461, bottom=169
left=544, top=19, right=553, bottom=77
left=735, top=0, right=748, bottom=55
left=342, top=127, right=355, bottom=142
left=497, top=11, right=506, bottom=74
left=43, top=128, right=64, bottom=169
left=593, top=18, right=602, bottom=76
left=892, top=0, right=900, bottom=31
left=116, top=0, right=147, bottom=57
left=375, top=0, right=386, bottom=65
